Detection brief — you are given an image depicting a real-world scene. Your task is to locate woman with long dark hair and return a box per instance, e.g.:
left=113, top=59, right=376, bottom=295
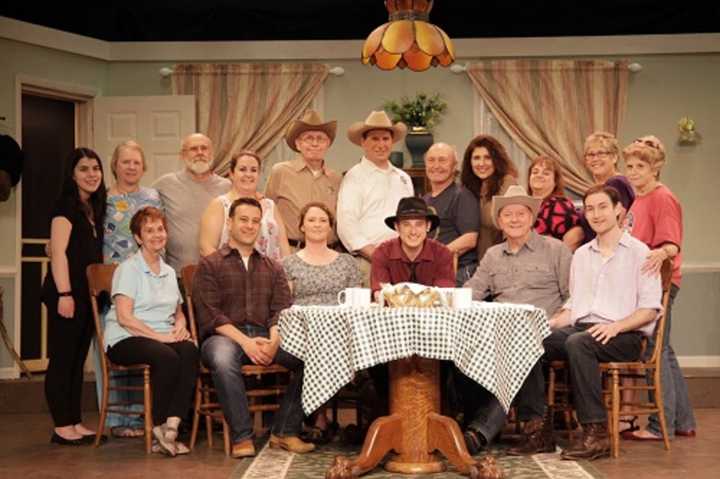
left=42, top=147, right=106, bottom=445
left=460, top=134, right=518, bottom=261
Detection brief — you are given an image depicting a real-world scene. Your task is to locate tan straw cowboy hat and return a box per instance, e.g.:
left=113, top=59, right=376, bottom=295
left=347, top=110, right=407, bottom=146
left=491, top=185, right=541, bottom=228
left=285, top=110, right=337, bottom=152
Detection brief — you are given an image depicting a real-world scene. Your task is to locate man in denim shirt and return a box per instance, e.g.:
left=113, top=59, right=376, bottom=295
left=193, top=197, right=314, bottom=458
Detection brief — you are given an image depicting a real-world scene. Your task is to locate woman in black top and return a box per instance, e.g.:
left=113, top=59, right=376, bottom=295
left=42, top=147, right=106, bottom=445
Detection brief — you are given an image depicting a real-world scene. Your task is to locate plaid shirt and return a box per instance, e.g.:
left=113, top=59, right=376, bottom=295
left=192, top=245, right=292, bottom=341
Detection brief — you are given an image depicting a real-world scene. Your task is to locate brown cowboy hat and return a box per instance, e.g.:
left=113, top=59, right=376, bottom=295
left=491, top=185, right=541, bottom=228
left=285, top=110, right=337, bottom=152
left=347, top=110, right=407, bottom=146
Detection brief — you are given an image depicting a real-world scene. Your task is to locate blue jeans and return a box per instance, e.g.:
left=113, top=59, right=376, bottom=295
left=201, top=325, right=305, bottom=444
left=646, top=285, right=696, bottom=437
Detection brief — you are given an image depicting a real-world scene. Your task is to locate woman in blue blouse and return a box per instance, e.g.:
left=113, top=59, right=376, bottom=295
left=104, top=207, right=198, bottom=456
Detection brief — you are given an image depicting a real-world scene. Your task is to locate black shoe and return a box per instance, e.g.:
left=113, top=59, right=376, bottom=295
left=80, top=434, right=108, bottom=445
left=50, top=432, right=85, bottom=446
left=463, top=428, right=487, bottom=456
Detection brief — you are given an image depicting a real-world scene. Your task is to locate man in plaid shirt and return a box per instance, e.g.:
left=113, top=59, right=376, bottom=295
left=193, top=197, right=314, bottom=458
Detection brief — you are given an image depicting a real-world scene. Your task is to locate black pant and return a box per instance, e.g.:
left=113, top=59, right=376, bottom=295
left=44, top=302, right=95, bottom=428
left=515, top=324, right=642, bottom=425
left=108, top=337, right=199, bottom=426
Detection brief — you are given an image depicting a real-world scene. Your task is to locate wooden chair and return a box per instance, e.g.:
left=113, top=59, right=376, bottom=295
left=181, top=264, right=288, bottom=455
left=546, top=360, right=576, bottom=432
left=600, top=259, right=673, bottom=458
left=87, top=263, right=153, bottom=453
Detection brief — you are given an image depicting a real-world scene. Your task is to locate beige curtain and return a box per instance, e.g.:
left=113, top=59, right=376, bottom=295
left=171, top=63, right=329, bottom=176
left=467, top=60, right=629, bottom=194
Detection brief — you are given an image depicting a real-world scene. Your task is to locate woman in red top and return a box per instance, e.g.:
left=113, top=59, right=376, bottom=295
left=527, top=156, right=583, bottom=251
left=622, top=135, right=696, bottom=441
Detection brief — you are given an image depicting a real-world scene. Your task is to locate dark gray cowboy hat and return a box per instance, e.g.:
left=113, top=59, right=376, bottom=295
left=384, top=197, right=440, bottom=232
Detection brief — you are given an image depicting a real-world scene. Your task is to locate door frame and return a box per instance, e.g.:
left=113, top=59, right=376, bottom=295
left=6, top=75, right=97, bottom=377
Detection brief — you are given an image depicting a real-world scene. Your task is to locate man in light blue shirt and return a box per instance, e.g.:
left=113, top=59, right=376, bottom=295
left=513, top=184, right=661, bottom=461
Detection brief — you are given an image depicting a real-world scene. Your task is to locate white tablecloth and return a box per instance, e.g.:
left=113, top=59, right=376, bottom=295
left=278, top=302, right=549, bottom=415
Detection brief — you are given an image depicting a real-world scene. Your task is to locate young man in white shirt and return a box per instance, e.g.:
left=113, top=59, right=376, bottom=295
left=536, top=184, right=662, bottom=460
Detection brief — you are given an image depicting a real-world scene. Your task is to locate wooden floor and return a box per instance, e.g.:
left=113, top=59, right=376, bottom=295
left=1, top=409, right=719, bottom=478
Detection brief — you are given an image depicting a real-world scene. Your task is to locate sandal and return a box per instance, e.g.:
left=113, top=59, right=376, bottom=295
left=619, top=415, right=639, bottom=434
left=152, top=425, right=177, bottom=457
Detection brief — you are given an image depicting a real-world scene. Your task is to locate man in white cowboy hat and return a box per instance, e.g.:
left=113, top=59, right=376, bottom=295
left=460, top=185, right=572, bottom=456
left=265, top=110, right=342, bottom=248
left=337, top=110, right=414, bottom=284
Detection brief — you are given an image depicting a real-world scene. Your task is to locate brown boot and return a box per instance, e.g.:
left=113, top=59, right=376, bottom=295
left=231, top=439, right=256, bottom=458
left=561, top=422, right=610, bottom=461
left=269, top=434, right=316, bottom=453
left=507, top=409, right=556, bottom=456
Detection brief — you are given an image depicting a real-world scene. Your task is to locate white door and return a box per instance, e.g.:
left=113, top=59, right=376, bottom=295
left=93, top=95, right=196, bottom=185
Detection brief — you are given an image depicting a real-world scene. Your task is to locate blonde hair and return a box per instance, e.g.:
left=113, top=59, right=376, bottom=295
left=622, top=139, right=666, bottom=179
left=584, top=131, right=619, bottom=157
left=110, top=140, right=146, bottom=180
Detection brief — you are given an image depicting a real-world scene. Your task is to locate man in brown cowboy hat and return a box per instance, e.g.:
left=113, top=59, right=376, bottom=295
left=265, top=110, right=342, bottom=248
left=460, top=185, right=572, bottom=456
left=337, top=110, right=414, bottom=285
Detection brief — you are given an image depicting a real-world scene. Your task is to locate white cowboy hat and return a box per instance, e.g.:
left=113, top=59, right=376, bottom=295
left=491, top=185, right=542, bottom=228
left=347, top=110, right=407, bottom=146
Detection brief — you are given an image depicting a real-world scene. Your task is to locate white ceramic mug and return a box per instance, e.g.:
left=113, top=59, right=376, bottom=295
left=438, top=288, right=455, bottom=307
left=452, top=288, right=473, bottom=308
left=337, top=288, right=372, bottom=307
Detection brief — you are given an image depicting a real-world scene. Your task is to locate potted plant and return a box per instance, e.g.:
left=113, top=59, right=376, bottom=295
left=383, top=92, right=447, bottom=167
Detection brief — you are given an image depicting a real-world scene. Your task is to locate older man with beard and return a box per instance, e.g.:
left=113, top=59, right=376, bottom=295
left=152, top=133, right=230, bottom=275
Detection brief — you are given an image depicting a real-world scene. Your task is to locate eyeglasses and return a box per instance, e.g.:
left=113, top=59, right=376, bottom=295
left=300, top=135, right=329, bottom=144
left=585, top=150, right=612, bottom=160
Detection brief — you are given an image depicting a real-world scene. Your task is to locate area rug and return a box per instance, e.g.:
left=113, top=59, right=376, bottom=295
left=230, top=442, right=604, bottom=479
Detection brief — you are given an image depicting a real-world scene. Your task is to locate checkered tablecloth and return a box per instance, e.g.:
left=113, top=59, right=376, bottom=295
left=278, top=302, right=549, bottom=415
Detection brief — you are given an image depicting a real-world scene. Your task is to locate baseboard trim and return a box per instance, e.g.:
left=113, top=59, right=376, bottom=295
left=678, top=356, right=720, bottom=368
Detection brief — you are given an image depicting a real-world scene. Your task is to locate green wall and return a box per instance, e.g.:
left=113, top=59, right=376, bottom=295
left=1, top=36, right=719, bottom=370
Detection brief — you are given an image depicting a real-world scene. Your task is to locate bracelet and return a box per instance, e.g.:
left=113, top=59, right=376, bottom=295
left=58, top=291, right=73, bottom=297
